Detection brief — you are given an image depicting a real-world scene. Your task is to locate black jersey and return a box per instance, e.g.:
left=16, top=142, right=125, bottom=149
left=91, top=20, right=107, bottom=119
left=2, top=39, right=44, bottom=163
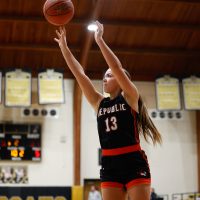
left=97, top=94, right=140, bottom=150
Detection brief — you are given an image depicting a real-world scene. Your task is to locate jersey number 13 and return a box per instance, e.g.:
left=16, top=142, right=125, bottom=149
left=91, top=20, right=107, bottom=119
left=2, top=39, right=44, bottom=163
left=105, top=116, right=118, bottom=132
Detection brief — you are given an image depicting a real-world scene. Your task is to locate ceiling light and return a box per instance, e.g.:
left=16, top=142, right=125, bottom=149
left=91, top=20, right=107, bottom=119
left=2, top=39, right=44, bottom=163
left=87, top=23, right=98, bottom=32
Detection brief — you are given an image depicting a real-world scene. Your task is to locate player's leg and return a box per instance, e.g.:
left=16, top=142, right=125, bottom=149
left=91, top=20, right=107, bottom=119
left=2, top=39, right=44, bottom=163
left=125, top=150, right=151, bottom=200
left=101, top=185, right=126, bottom=200
left=127, top=183, right=151, bottom=200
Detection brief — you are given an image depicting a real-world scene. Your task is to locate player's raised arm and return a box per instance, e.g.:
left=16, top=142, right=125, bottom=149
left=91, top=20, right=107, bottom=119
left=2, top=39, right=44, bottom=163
left=54, top=26, right=103, bottom=111
left=94, top=21, right=139, bottom=111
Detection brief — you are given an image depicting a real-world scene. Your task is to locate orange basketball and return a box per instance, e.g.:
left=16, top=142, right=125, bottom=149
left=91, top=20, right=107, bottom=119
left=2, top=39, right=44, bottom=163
left=43, top=0, right=74, bottom=26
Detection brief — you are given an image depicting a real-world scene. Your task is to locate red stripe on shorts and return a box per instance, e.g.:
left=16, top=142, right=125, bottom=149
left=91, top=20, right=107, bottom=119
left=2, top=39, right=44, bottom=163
left=101, top=182, right=124, bottom=188
left=126, top=178, right=151, bottom=189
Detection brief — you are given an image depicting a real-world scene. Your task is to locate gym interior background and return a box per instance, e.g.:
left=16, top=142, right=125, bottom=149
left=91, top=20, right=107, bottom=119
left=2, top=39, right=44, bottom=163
left=0, top=0, right=200, bottom=200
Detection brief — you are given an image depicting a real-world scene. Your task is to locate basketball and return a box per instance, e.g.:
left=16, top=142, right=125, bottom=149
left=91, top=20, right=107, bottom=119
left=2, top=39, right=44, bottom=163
left=43, top=0, right=74, bottom=26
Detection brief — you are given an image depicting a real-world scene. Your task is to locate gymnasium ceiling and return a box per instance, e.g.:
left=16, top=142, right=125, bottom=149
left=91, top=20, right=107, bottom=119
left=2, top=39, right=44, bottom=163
left=0, top=0, right=200, bottom=81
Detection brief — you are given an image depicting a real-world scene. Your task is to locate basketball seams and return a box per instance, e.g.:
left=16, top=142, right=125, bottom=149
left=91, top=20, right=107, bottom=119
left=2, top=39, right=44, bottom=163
left=43, top=0, right=74, bottom=26
left=45, top=1, right=73, bottom=16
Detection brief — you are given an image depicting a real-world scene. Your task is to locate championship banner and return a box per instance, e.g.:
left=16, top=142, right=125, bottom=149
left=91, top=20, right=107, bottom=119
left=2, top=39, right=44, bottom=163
left=0, top=71, right=2, bottom=103
left=38, top=70, right=65, bottom=104
left=182, top=76, right=200, bottom=110
left=5, top=69, right=31, bottom=107
left=0, top=187, right=71, bottom=200
left=155, top=75, right=181, bottom=110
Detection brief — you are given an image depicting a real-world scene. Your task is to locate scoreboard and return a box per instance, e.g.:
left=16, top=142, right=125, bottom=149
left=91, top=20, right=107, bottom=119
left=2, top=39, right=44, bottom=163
left=0, top=123, right=41, bottom=161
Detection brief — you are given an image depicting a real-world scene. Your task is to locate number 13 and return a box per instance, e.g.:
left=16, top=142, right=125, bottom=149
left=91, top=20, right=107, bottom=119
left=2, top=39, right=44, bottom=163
left=105, top=116, right=118, bottom=132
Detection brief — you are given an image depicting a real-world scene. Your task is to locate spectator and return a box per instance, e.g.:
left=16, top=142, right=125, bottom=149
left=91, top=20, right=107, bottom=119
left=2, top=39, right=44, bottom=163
left=88, top=185, right=102, bottom=200
left=151, top=188, right=158, bottom=200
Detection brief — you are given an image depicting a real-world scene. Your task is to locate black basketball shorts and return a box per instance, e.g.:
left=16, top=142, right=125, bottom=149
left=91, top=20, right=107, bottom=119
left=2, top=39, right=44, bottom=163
left=100, top=150, right=151, bottom=189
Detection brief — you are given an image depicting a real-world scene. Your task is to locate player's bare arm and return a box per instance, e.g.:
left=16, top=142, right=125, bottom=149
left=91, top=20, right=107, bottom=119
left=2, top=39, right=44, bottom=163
left=54, top=26, right=103, bottom=112
left=94, top=21, right=139, bottom=111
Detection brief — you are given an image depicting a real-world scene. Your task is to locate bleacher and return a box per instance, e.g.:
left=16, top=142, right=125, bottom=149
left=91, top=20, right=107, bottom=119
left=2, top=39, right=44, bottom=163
left=172, top=192, right=200, bottom=200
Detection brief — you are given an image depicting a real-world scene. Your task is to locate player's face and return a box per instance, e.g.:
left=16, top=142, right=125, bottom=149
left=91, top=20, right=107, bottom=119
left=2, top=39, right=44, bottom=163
left=103, top=69, right=120, bottom=94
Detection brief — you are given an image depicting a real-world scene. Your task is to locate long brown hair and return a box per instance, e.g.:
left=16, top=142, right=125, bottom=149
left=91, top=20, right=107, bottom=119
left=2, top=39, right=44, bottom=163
left=138, top=95, right=162, bottom=145
left=123, top=68, right=162, bottom=145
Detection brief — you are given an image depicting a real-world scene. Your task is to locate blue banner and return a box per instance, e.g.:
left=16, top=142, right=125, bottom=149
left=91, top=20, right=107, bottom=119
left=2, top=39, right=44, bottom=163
left=0, top=187, right=71, bottom=200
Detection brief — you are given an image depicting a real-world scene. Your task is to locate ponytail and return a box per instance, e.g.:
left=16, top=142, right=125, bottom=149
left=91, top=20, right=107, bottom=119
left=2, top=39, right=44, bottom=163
left=122, top=68, right=162, bottom=145
left=137, top=95, right=162, bottom=145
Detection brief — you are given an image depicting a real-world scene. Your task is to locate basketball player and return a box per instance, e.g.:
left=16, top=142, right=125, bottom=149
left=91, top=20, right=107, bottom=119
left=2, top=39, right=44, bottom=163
left=54, top=21, right=162, bottom=200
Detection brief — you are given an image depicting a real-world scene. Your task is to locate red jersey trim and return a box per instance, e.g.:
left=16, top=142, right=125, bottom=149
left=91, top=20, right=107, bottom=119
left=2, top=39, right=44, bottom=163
left=102, top=144, right=141, bottom=156
left=132, top=110, right=140, bottom=143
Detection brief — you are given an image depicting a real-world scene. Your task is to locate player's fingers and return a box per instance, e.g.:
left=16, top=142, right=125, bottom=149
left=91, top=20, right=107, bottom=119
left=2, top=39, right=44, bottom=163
left=63, top=26, right=66, bottom=35
left=55, top=30, right=61, bottom=37
left=54, top=38, right=59, bottom=43
left=95, top=21, right=101, bottom=28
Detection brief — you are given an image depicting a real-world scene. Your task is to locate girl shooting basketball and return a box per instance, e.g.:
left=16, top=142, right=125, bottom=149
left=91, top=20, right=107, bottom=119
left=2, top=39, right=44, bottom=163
left=54, top=21, right=162, bottom=200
